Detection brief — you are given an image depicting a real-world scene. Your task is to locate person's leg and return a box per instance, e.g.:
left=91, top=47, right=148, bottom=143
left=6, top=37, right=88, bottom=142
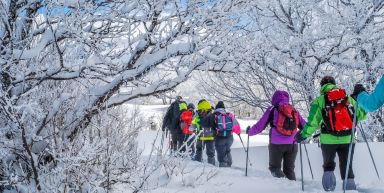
left=170, top=131, right=178, bottom=152
left=321, top=144, right=337, bottom=191
left=321, top=144, right=337, bottom=172
left=215, top=138, right=226, bottom=167
left=225, top=136, right=234, bottom=167
left=177, top=133, right=186, bottom=153
left=283, top=144, right=298, bottom=180
left=337, top=144, right=355, bottom=179
left=186, top=134, right=195, bottom=158
left=268, top=144, right=285, bottom=178
left=206, top=140, right=216, bottom=165
left=337, top=144, right=356, bottom=190
left=195, top=140, right=203, bottom=162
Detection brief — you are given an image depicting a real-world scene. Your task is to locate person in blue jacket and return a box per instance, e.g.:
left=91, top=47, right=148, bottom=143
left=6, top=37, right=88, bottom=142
left=351, top=75, right=384, bottom=112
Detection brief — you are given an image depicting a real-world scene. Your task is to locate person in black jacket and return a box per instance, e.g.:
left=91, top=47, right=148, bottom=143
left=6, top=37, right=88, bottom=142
left=201, top=101, right=241, bottom=167
left=191, top=99, right=216, bottom=165
left=162, top=96, right=186, bottom=153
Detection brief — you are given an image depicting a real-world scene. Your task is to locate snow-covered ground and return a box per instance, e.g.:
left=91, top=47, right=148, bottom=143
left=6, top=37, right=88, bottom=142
left=117, top=104, right=384, bottom=193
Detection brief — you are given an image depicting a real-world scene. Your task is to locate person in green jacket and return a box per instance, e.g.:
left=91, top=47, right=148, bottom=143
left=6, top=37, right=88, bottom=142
left=295, top=76, right=366, bottom=192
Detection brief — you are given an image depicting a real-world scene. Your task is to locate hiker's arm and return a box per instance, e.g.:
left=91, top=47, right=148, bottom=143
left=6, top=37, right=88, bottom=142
left=175, top=113, right=181, bottom=130
left=190, top=116, right=199, bottom=132
left=209, top=113, right=216, bottom=128
left=171, top=112, right=181, bottom=130
left=248, top=107, right=273, bottom=136
left=298, top=113, right=307, bottom=131
left=162, top=106, right=172, bottom=130
left=350, top=97, right=367, bottom=122
left=357, top=106, right=367, bottom=122
left=301, top=100, right=322, bottom=138
left=357, top=75, right=384, bottom=112
left=232, top=116, right=241, bottom=135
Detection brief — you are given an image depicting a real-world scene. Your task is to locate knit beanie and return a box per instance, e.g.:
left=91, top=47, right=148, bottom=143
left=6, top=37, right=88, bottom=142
left=320, top=76, right=336, bottom=86
left=215, top=101, right=225, bottom=109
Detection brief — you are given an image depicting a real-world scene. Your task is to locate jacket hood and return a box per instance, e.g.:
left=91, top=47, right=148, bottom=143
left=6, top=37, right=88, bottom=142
left=271, top=90, right=290, bottom=106
left=197, top=100, right=212, bottom=111
left=179, top=102, right=187, bottom=111
left=320, top=83, right=338, bottom=95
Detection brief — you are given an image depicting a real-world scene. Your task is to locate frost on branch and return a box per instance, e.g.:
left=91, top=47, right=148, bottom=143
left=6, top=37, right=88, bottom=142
left=0, top=0, right=245, bottom=191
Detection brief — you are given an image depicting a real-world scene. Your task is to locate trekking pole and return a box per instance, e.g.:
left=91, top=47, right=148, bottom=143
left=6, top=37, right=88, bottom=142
left=245, top=133, right=250, bottom=176
left=160, top=130, right=165, bottom=155
left=303, top=143, right=314, bottom=180
left=343, top=104, right=358, bottom=193
left=299, top=142, right=304, bottom=191
left=359, top=122, right=381, bottom=180
left=237, top=134, right=253, bottom=166
left=175, top=131, right=202, bottom=157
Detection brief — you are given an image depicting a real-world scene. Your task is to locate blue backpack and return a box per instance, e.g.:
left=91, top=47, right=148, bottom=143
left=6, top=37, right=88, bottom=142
left=215, top=112, right=234, bottom=137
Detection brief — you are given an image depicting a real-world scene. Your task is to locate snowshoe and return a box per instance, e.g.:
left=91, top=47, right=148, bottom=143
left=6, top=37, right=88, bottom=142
left=322, top=171, right=336, bottom=192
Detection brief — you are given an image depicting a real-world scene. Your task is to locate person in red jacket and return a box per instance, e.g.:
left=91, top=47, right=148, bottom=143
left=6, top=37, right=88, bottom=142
left=177, top=103, right=196, bottom=156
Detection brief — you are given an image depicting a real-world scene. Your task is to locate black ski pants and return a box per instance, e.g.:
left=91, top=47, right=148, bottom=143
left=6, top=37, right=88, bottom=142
left=195, top=140, right=215, bottom=165
left=268, top=143, right=298, bottom=180
left=215, top=135, right=234, bottom=167
left=321, top=144, right=355, bottom=179
left=170, top=130, right=184, bottom=152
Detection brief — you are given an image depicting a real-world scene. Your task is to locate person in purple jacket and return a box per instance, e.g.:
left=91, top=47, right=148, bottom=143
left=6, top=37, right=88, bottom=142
left=246, top=90, right=306, bottom=180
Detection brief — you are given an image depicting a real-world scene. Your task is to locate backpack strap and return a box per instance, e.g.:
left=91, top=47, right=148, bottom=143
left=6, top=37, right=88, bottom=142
left=268, top=106, right=277, bottom=143
left=268, top=106, right=277, bottom=128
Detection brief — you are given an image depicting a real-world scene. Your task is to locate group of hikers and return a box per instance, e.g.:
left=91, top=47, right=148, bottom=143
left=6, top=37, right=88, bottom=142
left=162, top=75, right=384, bottom=192
left=162, top=98, right=241, bottom=167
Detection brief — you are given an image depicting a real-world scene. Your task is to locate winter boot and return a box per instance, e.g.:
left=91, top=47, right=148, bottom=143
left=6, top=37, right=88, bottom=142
left=270, top=169, right=286, bottom=178
left=226, top=152, right=232, bottom=167
left=194, top=149, right=202, bottom=162
left=219, top=162, right=229, bottom=167
left=207, top=157, right=215, bottom=165
left=322, top=171, right=336, bottom=192
left=343, top=178, right=356, bottom=190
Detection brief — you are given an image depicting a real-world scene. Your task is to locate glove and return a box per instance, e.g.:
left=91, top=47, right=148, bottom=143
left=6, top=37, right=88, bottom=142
left=246, top=126, right=251, bottom=134
left=351, top=84, right=366, bottom=100
left=294, top=131, right=306, bottom=143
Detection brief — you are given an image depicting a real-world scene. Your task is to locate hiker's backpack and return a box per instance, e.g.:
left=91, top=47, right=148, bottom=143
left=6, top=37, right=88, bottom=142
left=215, top=112, right=235, bottom=137
left=321, top=88, right=355, bottom=136
left=193, top=115, right=215, bottom=140
left=270, top=104, right=299, bottom=136
left=180, top=110, right=194, bottom=135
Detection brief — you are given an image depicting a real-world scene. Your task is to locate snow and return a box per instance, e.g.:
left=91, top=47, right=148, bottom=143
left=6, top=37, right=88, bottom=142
left=120, top=104, right=384, bottom=193
left=134, top=131, right=384, bottom=193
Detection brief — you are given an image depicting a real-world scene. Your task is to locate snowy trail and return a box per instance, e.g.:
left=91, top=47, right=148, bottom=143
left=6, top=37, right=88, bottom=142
left=230, top=144, right=384, bottom=193
left=123, top=105, right=384, bottom=193
left=130, top=129, right=384, bottom=193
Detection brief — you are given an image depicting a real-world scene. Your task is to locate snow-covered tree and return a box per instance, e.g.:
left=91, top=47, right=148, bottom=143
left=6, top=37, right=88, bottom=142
left=201, top=0, right=384, bottom=138
left=0, top=0, right=246, bottom=191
